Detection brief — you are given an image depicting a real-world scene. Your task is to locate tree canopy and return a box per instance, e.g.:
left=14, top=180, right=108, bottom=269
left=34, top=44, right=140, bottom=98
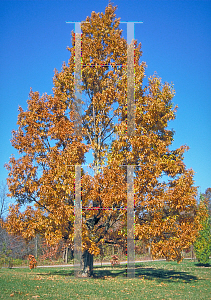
left=3, top=4, right=201, bottom=273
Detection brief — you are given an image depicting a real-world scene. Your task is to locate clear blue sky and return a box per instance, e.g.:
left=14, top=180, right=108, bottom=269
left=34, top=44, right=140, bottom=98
left=0, top=0, right=210, bottom=203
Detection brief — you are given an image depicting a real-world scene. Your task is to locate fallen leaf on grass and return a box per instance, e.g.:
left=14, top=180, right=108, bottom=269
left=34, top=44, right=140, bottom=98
left=10, top=294, right=14, bottom=297
left=34, top=276, right=44, bottom=280
left=156, top=282, right=167, bottom=287
left=32, top=296, right=40, bottom=298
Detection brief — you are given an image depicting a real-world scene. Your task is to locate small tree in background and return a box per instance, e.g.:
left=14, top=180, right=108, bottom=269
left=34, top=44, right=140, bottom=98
left=194, top=194, right=211, bottom=265
left=28, top=255, right=37, bottom=269
left=0, top=242, right=13, bottom=268
left=203, top=188, right=211, bottom=218
left=0, top=181, right=8, bottom=220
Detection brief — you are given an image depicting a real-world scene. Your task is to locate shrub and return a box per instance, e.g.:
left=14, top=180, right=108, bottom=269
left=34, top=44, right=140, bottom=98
left=13, top=258, right=26, bottom=266
left=28, top=255, right=37, bottom=269
left=110, top=255, right=120, bottom=266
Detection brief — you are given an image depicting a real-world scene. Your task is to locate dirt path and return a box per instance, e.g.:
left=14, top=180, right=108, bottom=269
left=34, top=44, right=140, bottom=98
left=12, top=258, right=195, bottom=269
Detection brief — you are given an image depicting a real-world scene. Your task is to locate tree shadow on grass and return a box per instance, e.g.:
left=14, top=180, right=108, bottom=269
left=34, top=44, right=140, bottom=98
left=36, top=268, right=75, bottom=277
left=195, top=262, right=211, bottom=268
left=36, top=263, right=199, bottom=283
left=134, top=265, right=198, bottom=283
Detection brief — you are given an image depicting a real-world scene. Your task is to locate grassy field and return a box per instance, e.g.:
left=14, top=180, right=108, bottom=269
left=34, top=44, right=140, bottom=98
left=0, top=259, right=210, bottom=299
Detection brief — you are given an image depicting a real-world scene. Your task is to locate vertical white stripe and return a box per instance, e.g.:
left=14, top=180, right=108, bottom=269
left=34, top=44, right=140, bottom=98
left=74, top=165, right=82, bottom=276
left=74, top=22, right=82, bottom=136
left=127, top=22, right=135, bottom=137
left=127, top=165, right=135, bottom=278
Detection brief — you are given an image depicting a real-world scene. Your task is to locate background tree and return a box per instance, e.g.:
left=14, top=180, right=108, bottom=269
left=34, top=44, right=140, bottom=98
left=0, top=221, right=44, bottom=267
left=194, top=194, right=211, bottom=264
left=203, top=188, right=211, bottom=218
left=0, top=181, right=8, bottom=219
left=0, top=182, right=12, bottom=267
left=3, top=4, right=201, bottom=276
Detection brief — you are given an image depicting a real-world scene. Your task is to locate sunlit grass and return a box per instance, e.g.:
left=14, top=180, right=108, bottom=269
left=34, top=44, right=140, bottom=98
left=0, top=259, right=210, bottom=299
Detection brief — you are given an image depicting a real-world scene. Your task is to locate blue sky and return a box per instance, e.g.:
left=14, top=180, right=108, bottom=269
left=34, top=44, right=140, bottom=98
left=0, top=0, right=210, bottom=204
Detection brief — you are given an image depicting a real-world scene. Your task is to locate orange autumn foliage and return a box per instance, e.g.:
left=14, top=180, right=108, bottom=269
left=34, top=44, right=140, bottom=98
left=3, top=4, right=201, bottom=263
left=28, top=255, right=37, bottom=269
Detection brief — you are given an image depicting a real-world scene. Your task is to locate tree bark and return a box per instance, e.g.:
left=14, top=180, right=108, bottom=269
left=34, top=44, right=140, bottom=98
left=65, top=246, right=68, bottom=264
left=81, top=250, right=94, bottom=277
left=62, top=246, right=69, bottom=264
left=34, top=235, right=38, bottom=259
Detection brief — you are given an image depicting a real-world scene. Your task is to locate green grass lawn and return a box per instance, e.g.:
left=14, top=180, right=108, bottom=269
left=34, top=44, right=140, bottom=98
left=0, top=260, right=210, bottom=299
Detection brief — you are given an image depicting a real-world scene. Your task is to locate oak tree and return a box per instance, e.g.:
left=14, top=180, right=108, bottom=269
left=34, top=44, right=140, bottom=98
left=3, top=4, right=201, bottom=276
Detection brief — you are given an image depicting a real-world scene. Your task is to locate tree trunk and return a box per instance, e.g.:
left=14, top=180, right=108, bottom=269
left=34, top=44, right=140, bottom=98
left=62, top=246, right=69, bottom=263
left=65, top=246, right=68, bottom=264
left=148, top=238, right=152, bottom=259
left=81, top=250, right=94, bottom=277
left=148, top=245, right=151, bottom=257
left=62, top=248, right=65, bottom=262
left=191, top=244, right=195, bottom=261
left=34, top=235, right=38, bottom=259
